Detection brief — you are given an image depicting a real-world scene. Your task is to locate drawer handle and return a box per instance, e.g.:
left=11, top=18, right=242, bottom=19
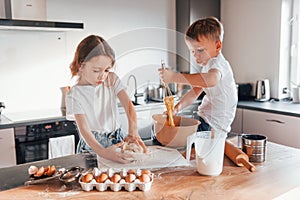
left=266, top=119, right=285, bottom=124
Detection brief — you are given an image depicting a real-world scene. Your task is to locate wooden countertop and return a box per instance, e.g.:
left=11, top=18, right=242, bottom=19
left=1, top=141, right=300, bottom=199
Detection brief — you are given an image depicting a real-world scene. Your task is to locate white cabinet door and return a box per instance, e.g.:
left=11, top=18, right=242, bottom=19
left=231, top=108, right=243, bottom=134
left=0, top=128, right=16, bottom=167
left=243, top=109, right=300, bottom=149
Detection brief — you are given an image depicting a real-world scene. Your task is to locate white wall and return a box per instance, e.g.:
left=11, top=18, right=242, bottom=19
left=221, top=0, right=291, bottom=99
left=0, top=0, right=175, bottom=113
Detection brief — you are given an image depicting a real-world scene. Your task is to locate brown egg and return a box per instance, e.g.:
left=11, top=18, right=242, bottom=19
left=141, top=169, right=151, bottom=176
left=34, top=166, right=45, bottom=177
left=44, top=166, right=50, bottom=173
left=110, top=173, right=122, bottom=183
left=127, top=169, right=136, bottom=174
left=82, top=173, right=94, bottom=183
left=45, top=165, right=56, bottom=176
left=96, top=173, right=108, bottom=183
left=125, top=173, right=136, bottom=183
left=139, top=174, right=151, bottom=183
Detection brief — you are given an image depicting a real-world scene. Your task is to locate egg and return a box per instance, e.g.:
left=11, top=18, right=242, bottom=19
left=34, top=166, right=45, bottom=177
left=127, top=169, right=136, bottom=174
left=110, top=173, right=122, bottom=183
left=125, top=173, right=136, bottom=183
left=44, top=165, right=56, bottom=176
left=44, top=166, right=50, bottom=173
left=141, top=169, right=151, bottom=176
left=82, top=173, right=94, bottom=183
left=96, top=173, right=108, bottom=183
left=28, top=165, right=38, bottom=175
left=139, top=174, right=151, bottom=183
left=58, top=168, right=66, bottom=175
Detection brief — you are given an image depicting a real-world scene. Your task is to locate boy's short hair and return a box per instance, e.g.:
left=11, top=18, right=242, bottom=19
left=185, top=17, right=224, bottom=42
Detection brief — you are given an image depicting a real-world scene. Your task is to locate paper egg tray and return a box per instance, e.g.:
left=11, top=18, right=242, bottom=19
left=79, top=168, right=154, bottom=192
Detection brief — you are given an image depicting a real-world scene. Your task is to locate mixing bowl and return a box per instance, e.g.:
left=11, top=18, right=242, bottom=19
left=152, top=114, right=200, bottom=147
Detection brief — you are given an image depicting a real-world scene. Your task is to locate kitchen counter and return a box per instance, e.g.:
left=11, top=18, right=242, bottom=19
left=0, top=109, right=66, bottom=129
left=238, top=100, right=300, bottom=117
left=1, top=140, right=300, bottom=199
left=1, top=100, right=299, bottom=129
left=0, top=101, right=167, bottom=129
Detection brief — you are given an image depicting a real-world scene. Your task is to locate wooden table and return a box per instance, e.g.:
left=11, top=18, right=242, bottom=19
left=1, top=141, right=300, bottom=200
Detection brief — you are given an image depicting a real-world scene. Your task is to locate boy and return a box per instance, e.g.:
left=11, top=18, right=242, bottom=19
left=159, top=17, right=237, bottom=135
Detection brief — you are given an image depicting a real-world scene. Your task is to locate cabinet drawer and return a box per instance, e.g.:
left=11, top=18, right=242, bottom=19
left=243, top=110, right=300, bottom=149
left=231, top=108, right=243, bottom=134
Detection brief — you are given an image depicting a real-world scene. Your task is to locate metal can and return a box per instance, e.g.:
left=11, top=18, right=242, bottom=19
left=242, top=134, right=267, bottom=162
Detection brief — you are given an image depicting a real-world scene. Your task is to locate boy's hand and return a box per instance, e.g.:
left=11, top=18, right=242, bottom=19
left=158, top=68, right=174, bottom=84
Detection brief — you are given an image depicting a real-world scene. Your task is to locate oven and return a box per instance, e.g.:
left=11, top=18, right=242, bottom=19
left=15, top=120, right=79, bottom=164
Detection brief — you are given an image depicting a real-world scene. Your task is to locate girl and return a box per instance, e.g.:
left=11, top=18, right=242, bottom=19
left=66, top=35, right=147, bottom=163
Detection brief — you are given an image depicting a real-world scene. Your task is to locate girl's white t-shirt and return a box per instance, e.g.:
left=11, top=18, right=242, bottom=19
left=198, top=52, right=238, bottom=134
left=66, top=73, right=125, bottom=133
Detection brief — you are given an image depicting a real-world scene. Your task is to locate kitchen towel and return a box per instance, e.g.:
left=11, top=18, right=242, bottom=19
left=48, top=135, right=75, bottom=159
left=97, top=146, right=188, bottom=170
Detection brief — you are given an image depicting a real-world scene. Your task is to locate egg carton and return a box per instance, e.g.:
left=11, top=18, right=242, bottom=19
left=79, top=168, right=154, bottom=192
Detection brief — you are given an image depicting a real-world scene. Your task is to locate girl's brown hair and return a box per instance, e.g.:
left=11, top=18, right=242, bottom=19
left=185, top=17, right=224, bottom=42
left=70, top=35, right=115, bottom=77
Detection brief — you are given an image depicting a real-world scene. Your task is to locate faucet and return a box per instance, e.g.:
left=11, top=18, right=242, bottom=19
left=126, top=75, right=143, bottom=105
left=0, top=102, right=5, bottom=116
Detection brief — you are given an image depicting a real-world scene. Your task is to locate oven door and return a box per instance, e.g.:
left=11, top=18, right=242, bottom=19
left=15, top=137, right=48, bottom=164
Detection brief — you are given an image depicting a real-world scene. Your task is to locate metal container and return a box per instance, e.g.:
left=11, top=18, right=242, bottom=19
left=144, top=85, right=164, bottom=102
left=242, top=134, right=267, bottom=162
left=255, top=79, right=270, bottom=101
left=59, top=166, right=84, bottom=186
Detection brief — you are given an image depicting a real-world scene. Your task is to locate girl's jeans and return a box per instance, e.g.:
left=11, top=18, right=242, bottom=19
left=76, top=128, right=125, bottom=154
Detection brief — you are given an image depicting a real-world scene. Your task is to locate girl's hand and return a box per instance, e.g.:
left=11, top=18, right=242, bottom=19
left=124, top=134, right=148, bottom=153
left=99, top=143, right=134, bottom=164
left=158, top=68, right=174, bottom=84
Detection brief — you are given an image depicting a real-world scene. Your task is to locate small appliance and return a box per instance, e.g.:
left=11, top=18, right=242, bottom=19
left=237, top=83, right=253, bottom=100
left=255, top=79, right=270, bottom=101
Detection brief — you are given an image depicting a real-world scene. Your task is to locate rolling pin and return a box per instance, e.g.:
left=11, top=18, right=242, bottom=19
left=225, top=140, right=256, bottom=172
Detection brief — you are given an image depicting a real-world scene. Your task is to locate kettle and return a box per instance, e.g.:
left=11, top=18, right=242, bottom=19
left=255, top=79, right=270, bottom=101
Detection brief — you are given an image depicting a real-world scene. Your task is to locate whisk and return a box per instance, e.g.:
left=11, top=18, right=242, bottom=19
left=161, top=60, right=175, bottom=127
left=161, top=60, right=173, bottom=97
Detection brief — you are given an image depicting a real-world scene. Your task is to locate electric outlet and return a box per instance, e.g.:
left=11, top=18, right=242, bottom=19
left=282, top=87, right=288, bottom=94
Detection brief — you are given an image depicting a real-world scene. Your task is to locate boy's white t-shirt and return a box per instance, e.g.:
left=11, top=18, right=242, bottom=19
left=66, top=73, right=125, bottom=133
left=198, top=52, right=238, bottom=134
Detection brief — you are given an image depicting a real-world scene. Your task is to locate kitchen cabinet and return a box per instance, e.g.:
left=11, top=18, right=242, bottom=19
left=231, top=108, right=300, bottom=149
left=0, top=128, right=16, bottom=168
left=230, top=108, right=243, bottom=134
left=243, top=109, right=300, bottom=149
